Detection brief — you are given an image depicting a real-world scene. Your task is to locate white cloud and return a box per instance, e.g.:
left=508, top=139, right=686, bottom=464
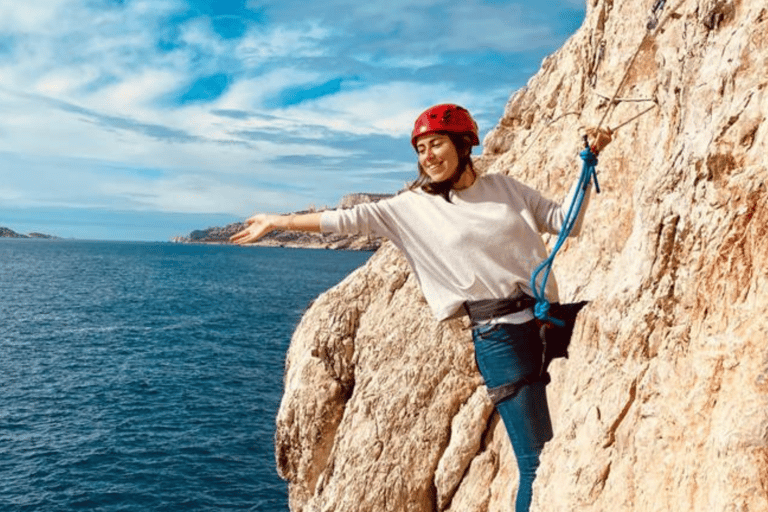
left=0, top=2, right=69, bottom=32
left=33, top=68, right=102, bottom=96
left=449, top=3, right=555, bottom=52
left=274, top=81, right=503, bottom=139
left=354, top=53, right=442, bottom=70
left=177, top=16, right=230, bottom=56
left=1, top=1, right=186, bottom=98
left=84, top=70, right=184, bottom=112
left=254, top=0, right=565, bottom=54
left=288, top=82, right=456, bottom=135
left=96, top=172, right=323, bottom=216
left=213, top=69, right=321, bottom=111
left=235, top=22, right=329, bottom=65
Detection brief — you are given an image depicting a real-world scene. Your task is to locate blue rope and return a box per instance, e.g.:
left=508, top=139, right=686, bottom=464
left=530, top=147, right=600, bottom=326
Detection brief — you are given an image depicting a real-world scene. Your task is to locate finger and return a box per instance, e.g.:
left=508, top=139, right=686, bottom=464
left=231, top=222, right=269, bottom=244
left=230, top=228, right=251, bottom=243
left=233, top=234, right=255, bottom=245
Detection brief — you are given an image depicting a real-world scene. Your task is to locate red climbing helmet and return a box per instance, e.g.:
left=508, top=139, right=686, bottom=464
left=411, top=104, right=479, bottom=148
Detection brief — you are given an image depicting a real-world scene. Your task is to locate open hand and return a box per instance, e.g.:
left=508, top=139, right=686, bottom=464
left=229, top=214, right=276, bottom=245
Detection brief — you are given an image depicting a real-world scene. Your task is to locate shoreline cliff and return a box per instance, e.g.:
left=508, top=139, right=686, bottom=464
left=275, top=1, right=768, bottom=511
left=0, top=227, right=57, bottom=239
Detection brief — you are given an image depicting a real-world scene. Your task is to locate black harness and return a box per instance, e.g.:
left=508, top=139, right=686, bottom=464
left=464, top=295, right=536, bottom=327
left=467, top=299, right=589, bottom=406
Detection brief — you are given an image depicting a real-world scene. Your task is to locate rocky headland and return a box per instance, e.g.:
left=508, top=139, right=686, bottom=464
left=171, top=193, right=392, bottom=251
left=274, top=0, right=768, bottom=511
left=0, top=227, right=56, bottom=239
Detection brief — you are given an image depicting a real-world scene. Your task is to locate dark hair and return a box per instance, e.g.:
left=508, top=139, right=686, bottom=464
left=408, top=132, right=476, bottom=202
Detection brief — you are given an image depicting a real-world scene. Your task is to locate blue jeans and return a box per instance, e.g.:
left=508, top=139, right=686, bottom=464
left=472, top=321, right=554, bottom=512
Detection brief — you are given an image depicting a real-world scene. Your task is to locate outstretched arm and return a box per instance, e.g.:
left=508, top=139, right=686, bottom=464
left=229, top=212, right=323, bottom=245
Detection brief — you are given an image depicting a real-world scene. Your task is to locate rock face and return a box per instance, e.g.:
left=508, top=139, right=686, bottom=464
left=275, top=0, right=768, bottom=511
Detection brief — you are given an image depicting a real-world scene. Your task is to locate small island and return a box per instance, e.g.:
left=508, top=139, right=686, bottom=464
left=171, top=193, right=393, bottom=251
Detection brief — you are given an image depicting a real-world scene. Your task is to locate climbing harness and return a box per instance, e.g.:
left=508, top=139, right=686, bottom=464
left=484, top=301, right=589, bottom=406
left=464, top=295, right=536, bottom=327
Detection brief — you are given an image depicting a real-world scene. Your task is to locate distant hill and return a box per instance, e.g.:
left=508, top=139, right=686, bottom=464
left=170, top=193, right=394, bottom=251
left=0, top=227, right=56, bottom=239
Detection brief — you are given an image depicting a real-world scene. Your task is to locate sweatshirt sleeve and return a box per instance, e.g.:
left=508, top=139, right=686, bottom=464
left=525, top=176, right=593, bottom=237
left=320, top=198, right=400, bottom=239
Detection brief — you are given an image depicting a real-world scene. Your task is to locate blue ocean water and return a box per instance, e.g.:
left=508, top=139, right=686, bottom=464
left=0, top=239, right=371, bottom=511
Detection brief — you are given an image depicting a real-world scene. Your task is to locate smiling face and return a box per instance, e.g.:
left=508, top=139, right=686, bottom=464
left=415, top=133, right=460, bottom=183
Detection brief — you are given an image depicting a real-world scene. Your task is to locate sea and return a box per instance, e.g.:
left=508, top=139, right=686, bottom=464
left=0, top=239, right=372, bottom=511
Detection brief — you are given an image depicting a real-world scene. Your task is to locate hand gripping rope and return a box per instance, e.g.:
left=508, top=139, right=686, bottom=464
left=529, top=138, right=600, bottom=327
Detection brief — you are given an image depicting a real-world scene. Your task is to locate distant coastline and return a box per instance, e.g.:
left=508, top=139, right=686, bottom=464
left=0, top=226, right=57, bottom=239
left=170, top=193, right=393, bottom=251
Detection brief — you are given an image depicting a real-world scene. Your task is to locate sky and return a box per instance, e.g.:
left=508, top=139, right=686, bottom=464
left=0, top=0, right=585, bottom=241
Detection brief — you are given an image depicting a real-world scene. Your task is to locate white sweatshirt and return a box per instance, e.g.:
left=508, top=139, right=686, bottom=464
left=320, top=172, right=591, bottom=321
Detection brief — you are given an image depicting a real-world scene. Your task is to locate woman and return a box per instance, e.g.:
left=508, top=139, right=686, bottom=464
left=231, top=104, right=611, bottom=511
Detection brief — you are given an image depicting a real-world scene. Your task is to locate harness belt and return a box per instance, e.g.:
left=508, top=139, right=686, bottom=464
left=464, top=296, right=536, bottom=326
left=475, top=300, right=590, bottom=407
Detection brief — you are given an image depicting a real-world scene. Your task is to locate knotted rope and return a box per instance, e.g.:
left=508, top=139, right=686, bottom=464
left=526, top=0, right=688, bottom=325
left=530, top=144, right=600, bottom=326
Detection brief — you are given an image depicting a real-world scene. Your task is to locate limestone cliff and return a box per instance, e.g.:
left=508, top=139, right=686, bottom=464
left=275, top=0, right=768, bottom=510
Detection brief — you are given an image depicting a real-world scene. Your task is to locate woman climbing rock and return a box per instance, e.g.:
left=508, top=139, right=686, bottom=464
left=231, top=103, right=612, bottom=512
